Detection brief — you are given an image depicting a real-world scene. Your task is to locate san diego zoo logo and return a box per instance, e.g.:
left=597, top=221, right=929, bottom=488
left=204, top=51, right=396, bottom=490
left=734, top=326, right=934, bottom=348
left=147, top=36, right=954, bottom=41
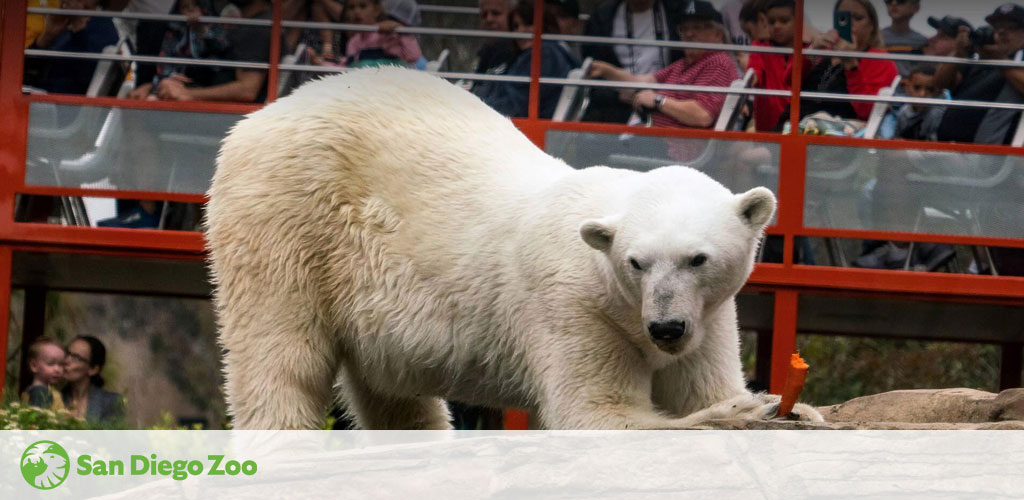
left=19, top=440, right=258, bottom=490
left=21, top=440, right=70, bottom=490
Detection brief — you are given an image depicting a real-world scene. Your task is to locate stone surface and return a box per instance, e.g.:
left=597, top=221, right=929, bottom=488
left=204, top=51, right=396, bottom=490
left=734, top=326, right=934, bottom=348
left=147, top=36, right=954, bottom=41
left=698, top=388, right=1024, bottom=430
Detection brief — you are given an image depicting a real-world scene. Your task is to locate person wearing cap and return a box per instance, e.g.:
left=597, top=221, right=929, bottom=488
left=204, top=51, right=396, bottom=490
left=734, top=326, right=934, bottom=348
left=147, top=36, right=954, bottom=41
left=922, top=15, right=972, bottom=57
left=580, top=0, right=686, bottom=123
left=792, top=0, right=898, bottom=122
left=881, top=0, right=927, bottom=77
left=588, top=1, right=739, bottom=157
left=933, top=3, right=1024, bottom=145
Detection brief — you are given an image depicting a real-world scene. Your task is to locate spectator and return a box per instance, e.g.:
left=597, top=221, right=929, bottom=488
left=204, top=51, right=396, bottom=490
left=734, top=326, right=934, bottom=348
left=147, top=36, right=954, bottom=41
left=282, top=0, right=340, bottom=61
left=922, top=15, right=971, bottom=56
left=589, top=1, right=738, bottom=128
left=147, top=0, right=272, bottom=103
left=472, top=0, right=520, bottom=102
left=854, top=63, right=949, bottom=270
left=343, top=0, right=422, bottom=67
left=891, top=63, right=943, bottom=140
left=935, top=4, right=1024, bottom=145
left=792, top=0, right=899, bottom=122
left=127, top=0, right=232, bottom=100
left=546, top=0, right=582, bottom=36
left=481, top=0, right=580, bottom=118
left=23, top=0, right=119, bottom=95
left=748, top=0, right=797, bottom=131
left=588, top=0, right=739, bottom=160
left=20, top=337, right=67, bottom=412
left=62, top=336, right=125, bottom=423
left=581, top=0, right=684, bottom=123
left=104, top=0, right=176, bottom=96
left=721, top=0, right=754, bottom=46
left=882, top=0, right=927, bottom=77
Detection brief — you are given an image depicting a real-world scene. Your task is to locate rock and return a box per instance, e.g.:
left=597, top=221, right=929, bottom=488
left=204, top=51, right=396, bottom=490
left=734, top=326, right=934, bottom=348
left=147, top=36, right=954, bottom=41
left=818, top=388, right=1024, bottom=424
left=694, top=389, right=1024, bottom=429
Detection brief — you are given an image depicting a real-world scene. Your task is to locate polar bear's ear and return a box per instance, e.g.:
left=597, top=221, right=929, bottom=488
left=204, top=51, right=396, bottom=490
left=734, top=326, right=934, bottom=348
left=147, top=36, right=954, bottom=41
left=580, top=216, right=618, bottom=252
left=736, top=187, right=777, bottom=229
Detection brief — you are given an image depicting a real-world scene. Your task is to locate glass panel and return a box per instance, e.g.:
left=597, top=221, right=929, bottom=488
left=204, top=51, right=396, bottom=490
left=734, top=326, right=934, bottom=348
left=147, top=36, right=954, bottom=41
left=804, top=145, right=1024, bottom=239
left=545, top=130, right=780, bottom=195
left=4, top=288, right=223, bottom=429
left=26, top=103, right=243, bottom=195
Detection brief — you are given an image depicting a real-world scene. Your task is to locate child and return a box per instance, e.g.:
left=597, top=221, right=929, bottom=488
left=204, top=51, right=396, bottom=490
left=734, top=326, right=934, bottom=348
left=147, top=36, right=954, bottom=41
left=747, top=0, right=797, bottom=131
left=20, top=337, right=67, bottom=411
left=343, top=0, right=422, bottom=68
left=881, top=0, right=927, bottom=78
left=892, top=63, right=944, bottom=140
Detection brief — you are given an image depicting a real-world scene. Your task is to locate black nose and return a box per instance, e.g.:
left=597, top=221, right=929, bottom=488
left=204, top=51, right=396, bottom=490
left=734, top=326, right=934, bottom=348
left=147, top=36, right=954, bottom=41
left=648, top=321, right=687, bottom=341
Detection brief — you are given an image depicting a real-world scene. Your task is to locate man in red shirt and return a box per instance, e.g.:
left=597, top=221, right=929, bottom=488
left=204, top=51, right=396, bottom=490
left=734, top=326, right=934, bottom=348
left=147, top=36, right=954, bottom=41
left=589, top=0, right=740, bottom=130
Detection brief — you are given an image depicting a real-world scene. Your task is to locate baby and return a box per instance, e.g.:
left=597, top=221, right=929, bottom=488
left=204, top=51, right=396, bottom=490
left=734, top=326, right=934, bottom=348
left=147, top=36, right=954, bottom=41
left=20, top=337, right=67, bottom=411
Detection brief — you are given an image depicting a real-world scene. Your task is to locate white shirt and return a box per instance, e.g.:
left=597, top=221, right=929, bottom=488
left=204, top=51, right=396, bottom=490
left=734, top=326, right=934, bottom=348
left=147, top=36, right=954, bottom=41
left=611, top=4, right=670, bottom=75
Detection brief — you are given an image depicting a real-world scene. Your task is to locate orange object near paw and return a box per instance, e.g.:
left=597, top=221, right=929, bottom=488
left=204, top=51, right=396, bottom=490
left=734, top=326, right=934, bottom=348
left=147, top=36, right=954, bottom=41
left=777, top=352, right=809, bottom=417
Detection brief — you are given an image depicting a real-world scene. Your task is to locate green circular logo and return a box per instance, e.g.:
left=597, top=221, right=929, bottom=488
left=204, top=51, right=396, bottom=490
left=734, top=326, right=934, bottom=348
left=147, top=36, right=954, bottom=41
left=21, top=440, right=70, bottom=490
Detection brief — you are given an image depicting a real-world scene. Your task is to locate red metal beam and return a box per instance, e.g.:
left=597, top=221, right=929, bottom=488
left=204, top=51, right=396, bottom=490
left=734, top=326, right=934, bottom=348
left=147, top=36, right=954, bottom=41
left=16, top=186, right=207, bottom=204
left=4, top=223, right=206, bottom=253
left=751, top=264, right=1024, bottom=300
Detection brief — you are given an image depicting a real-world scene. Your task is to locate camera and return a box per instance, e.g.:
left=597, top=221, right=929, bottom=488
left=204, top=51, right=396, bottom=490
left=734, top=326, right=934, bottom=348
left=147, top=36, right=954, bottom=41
left=970, top=26, right=997, bottom=48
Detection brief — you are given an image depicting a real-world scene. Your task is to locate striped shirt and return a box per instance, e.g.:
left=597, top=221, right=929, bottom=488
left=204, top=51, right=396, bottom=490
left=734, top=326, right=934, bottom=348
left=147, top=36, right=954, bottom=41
left=651, top=51, right=740, bottom=129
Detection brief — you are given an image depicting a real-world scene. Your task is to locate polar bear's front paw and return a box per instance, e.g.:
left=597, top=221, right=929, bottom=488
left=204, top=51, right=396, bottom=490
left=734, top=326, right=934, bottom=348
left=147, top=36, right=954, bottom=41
left=751, top=393, right=824, bottom=422
left=785, top=402, right=825, bottom=422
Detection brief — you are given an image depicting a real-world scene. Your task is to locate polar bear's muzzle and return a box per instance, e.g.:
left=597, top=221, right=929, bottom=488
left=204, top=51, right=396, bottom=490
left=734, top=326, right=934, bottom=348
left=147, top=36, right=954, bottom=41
left=648, top=320, right=688, bottom=341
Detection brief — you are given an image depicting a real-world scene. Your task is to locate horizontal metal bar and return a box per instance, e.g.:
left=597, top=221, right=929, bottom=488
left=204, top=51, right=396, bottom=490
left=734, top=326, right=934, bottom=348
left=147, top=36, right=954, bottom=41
left=543, top=33, right=794, bottom=55
left=278, top=20, right=532, bottom=40
left=27, top=7, right=271, bottom=26
left=800, top=90, right=1024, bottom=111
left=24, top=49, right=270, bottom=69
left=419, top=5, right=481, bottom=15
left=277, top=63, right=532, bottom=83
left=537, top=77, right=793, bottom=97
left=802, top=48, right=1024, bottom=69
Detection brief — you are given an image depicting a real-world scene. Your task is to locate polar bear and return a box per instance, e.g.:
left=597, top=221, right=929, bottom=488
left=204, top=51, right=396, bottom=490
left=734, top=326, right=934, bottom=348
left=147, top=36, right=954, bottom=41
left=207, top=68, right=820, bottom=429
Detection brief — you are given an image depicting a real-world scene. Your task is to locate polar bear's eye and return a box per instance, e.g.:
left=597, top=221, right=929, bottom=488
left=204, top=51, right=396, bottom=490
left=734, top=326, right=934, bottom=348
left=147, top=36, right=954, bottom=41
left=690, top=254, right=708, bottom=267
left=629, top=258, right=643, bottom=271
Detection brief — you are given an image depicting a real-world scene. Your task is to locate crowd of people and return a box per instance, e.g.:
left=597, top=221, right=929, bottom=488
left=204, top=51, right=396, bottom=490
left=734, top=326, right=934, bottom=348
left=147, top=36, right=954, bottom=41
left=22, top=0, right=1024, bottom=141
left=19, top=0, right=1024, bottom=269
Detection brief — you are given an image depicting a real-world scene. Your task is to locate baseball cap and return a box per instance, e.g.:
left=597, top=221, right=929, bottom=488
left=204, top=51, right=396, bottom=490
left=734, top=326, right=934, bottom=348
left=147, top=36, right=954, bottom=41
left=679, top=0, right=724, bottom=25
left=985, top=3, right=1024, bottom=26
left=927, top=15, right=973, bottom=38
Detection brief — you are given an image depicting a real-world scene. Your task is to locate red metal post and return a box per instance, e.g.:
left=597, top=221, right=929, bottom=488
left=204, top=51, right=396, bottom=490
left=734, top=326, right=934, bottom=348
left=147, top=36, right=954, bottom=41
left=0, top=247, right=11, bottom=400
left=769, top=290, right=799, bottom=394
left=528, top=0, right=544, bottom=120
left=265, top=0, right=283, bottom=102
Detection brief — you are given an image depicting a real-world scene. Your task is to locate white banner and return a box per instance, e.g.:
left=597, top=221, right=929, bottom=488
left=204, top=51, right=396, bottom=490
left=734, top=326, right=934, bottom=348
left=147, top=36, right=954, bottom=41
left=3, top=430, right=1023, bottom=499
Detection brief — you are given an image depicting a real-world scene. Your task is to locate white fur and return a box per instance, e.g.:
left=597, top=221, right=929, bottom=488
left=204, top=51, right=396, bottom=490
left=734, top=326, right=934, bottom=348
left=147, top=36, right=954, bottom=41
left=207, top=68, right=821, bottom=429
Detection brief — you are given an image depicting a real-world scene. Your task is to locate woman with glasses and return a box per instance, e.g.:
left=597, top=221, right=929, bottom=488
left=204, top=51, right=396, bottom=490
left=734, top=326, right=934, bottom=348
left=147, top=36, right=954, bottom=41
left=62, top=336, right=125, bottom=424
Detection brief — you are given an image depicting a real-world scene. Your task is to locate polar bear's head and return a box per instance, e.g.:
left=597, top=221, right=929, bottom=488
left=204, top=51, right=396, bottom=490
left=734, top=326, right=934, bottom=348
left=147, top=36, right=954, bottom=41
left=579, top=167, right=775, bottom=357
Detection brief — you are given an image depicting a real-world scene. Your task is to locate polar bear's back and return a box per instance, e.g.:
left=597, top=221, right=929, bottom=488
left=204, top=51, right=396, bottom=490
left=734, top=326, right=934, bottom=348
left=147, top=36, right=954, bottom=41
left=207, top=69, right=574, bottom=325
